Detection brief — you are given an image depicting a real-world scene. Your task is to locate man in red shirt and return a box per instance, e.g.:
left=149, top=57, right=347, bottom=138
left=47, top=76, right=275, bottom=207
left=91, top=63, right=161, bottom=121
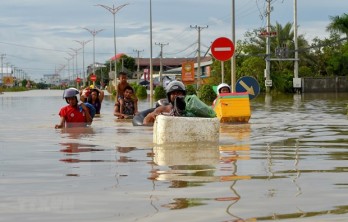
left=55, top=88, right=93, bottom=128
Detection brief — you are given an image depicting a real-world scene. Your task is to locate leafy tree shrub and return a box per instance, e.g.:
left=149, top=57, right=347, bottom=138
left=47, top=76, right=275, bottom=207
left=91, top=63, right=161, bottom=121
left=136, top=85, right=147, bottom=100
left=130, top=82, right=139, bottom=94
left=186, top=84, right=197, bottom=95
left=198, top=84, right=216, bottom=105
left=154, top=86, right=166, bottom=100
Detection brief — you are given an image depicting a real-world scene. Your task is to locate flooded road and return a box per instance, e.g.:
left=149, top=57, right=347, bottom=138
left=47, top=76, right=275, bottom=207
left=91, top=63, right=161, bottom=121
left=0, top=90, right=347, bottom=222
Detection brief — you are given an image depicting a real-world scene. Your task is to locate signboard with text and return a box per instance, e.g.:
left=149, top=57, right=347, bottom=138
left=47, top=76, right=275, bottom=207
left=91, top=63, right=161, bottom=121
left=181, top=61, right=195, bottom=82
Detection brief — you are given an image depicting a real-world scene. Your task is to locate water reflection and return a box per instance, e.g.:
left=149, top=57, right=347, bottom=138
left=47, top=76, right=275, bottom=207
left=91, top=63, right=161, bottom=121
left=116, top=146, right=137, bottom=163
left=59, top=142, right=104, bottom=153
left=59, top=126, right=95, bottom=139
left=150, top=144, right=219, bottom=185
left=150, top=142, right=251, bottom=221
left=220, top=123, right=251, bottom=141
left=58, top=127, right=103, bottom=176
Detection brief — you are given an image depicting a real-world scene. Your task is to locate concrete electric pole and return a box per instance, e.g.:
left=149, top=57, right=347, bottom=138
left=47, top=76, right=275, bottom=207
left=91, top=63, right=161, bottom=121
left=190, top=25, right=208, bottom=89
left=155, top=42, right=169, bottom=86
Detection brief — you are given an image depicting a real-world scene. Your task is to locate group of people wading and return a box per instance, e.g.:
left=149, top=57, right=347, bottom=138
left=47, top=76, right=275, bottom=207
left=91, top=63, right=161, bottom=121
left=55, top=71, right=191, bottom=128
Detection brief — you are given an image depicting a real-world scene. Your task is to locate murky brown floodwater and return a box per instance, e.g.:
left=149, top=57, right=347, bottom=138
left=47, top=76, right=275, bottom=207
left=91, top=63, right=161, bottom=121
left=0, top=90, right=347, bottom=222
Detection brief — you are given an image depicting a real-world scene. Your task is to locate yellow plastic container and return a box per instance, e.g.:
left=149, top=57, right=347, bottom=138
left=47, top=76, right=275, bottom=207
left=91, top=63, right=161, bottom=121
left=213, top=92, right=251, bottom=123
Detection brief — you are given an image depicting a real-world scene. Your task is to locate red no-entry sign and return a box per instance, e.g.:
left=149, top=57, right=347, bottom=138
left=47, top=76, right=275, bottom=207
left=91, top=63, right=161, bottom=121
left=90, top=74, right=97, bottom=82
left=211, top=37, right=235, bottom=61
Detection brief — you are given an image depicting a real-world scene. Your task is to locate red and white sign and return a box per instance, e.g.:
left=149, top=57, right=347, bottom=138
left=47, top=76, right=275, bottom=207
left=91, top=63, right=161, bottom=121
left=90, top=74, right=97, bottom=82
left=143, top=69, right=149, bottom=80
left=76, top=77, right=82, bottom=83
left=211, top=37, right=235, bottom=61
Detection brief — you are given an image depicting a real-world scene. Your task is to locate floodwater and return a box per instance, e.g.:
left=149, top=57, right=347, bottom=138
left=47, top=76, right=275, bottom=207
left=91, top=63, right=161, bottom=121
left=0, top=90, right=348, bottom=222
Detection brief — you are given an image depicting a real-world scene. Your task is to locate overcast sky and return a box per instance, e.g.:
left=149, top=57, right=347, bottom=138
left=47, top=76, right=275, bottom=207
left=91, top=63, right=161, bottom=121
left=0, top=0, right=347, bottom=81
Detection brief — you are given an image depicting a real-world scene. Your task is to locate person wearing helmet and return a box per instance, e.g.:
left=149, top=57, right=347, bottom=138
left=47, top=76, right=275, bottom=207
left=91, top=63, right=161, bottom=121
left=55, top=88, right=93, bottom=128
left=217, top=83, right=231, bottom=94
left=143, top=80, right=186, bottom=125
left=212, top=83, right=231, bottom=107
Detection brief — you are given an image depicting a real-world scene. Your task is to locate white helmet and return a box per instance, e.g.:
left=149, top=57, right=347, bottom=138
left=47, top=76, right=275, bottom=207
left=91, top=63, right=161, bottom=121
left=217, top=83, right=231, bottom=93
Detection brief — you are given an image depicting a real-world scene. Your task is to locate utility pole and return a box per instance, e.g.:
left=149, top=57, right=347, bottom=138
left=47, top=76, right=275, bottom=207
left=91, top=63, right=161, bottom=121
left=190, top=25, right=208, bottom=89
left=96, top=3, right=128, bottom=90
left=149, top=0, right=154, bottom=107
left=67, top=52, right=75, bottom=80
left=155, top=42, right=169, bottom=86
left=133, top=49, right=144, bottom=83
left=75, top=40, right=91, bottom=86
left=293, top=0, right=300, bottom=91
left=231, top=0, right=236, bottom=92
left=83, top=28, right=103, bottom=77
left=69, top=48, right=81, bottom=82
left=1, top=54, right=6, bottom=82
left=64, top=57, right=72, bottom=86
left=265, top=0, right=272, bottom=93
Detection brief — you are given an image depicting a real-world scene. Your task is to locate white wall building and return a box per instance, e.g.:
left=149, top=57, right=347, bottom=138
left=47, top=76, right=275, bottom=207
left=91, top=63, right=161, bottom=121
left=43, top=74, right=60, bottom=86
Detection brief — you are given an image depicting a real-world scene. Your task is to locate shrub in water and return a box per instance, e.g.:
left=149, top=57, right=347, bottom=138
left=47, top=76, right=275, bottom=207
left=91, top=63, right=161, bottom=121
left=186, top=84, right=197, bottom=95
left=136, top=85, right=147, bottom=100
left=154, top=86, right=167, bottom=100
left=198, top=84, right=216, bottom=105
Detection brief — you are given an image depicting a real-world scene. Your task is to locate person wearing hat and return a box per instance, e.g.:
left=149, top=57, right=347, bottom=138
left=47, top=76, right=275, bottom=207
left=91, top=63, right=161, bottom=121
left=55, top=88, right=94, bottom=128
left=143, top=80, right=186, bottom=125
left=212, top=83, right=231, bottom=107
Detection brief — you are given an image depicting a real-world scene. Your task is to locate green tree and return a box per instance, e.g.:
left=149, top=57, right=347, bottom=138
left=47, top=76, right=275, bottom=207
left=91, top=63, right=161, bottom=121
left=186, top=84, right=197, bottom=95
left=154, top=86, right=166, bottom=100
left=327, top=13, right=348, bottom=37
left=198, top=84, right=215, bottom=104
left=136, top=85, right=147, bottom=100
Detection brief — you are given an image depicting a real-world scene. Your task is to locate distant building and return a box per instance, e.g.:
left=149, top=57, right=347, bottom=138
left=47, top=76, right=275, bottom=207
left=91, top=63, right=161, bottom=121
left=43, top=74, right=60, bottom=86
left=135, top=56, right=212, bottom=74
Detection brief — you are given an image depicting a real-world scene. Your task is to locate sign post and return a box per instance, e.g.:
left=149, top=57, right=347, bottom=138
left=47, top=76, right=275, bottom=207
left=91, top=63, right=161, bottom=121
left=76, top=77, right=81, bottom=89
left=90, top=74, right=97, bottom=87
left=211, top=37, right=235, bottom=83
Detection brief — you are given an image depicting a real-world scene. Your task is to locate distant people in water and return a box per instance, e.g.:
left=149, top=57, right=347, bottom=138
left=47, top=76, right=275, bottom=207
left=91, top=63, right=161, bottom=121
left=86, top=86, right=104, bottom=115
left=115, top=72, right=138, bottom=116
left=55, top=88, right=94, bottom=128
left=114, top=86, right=138, bottom=119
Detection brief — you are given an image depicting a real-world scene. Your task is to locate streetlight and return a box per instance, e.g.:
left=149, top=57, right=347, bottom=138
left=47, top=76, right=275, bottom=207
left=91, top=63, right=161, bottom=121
left=69, top=48, right=81, bottom=81
left=75, top=40, right=91, bottom=86
left=96, top=3, right=128, bottom=89
left=149, top=0, right=154, bottom=107
left=67, top=52, right=75, bottom=81
left=83, top=27, right=104, bottom=78
left=64, top=57, right=72, bottom=85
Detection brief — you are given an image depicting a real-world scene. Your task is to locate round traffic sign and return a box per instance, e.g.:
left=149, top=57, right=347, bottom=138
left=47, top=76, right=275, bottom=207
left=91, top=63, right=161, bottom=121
left=211, top=37, right=235, bottom=61
left=90, top=74, right=97, bottom=82
left=236, top=76, right=260, bottom=100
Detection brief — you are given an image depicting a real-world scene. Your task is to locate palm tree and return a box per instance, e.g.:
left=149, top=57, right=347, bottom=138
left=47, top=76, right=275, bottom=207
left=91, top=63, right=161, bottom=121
left=327, top=13, right=348, bottom=37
